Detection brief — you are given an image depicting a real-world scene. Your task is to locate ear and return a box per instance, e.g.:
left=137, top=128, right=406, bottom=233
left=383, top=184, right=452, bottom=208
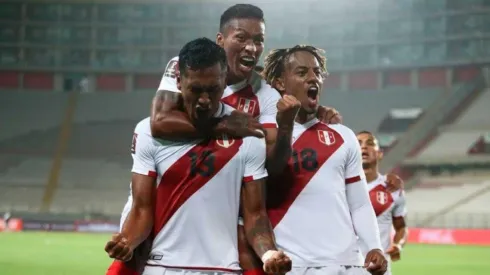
left=216, top=32, right=224, bottom=48
left=274, top=76, right=286, bottom=94
left=176, top=75, right=182, bottom=91
left=377, top=150, right=384, bottom=161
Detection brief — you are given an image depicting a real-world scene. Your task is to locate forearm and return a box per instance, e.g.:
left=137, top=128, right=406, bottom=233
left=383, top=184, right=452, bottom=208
left=266, top=125, right=292, bottom=176
left=347, top=182, right=382, bottom=251
left=151, top=110, right=206, bottom=139
left=243, top=211, right=277, bottom=258
left=393, top=227, right=408, bottom=247
left=121, top=207, right=154, bottom=251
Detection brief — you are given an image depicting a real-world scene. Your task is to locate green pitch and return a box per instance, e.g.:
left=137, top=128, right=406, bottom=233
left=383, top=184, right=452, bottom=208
left=0, top=232, right=489, bottom=275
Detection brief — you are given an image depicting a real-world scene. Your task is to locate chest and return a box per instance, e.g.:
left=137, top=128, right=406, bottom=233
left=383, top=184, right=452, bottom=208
left=367, top=184, right=396, bottom=217
left=288, top=125, right=348, bottom=187
left=153, top=136, right=244, bottom=181
left=221, top=84, right=261, bottom=118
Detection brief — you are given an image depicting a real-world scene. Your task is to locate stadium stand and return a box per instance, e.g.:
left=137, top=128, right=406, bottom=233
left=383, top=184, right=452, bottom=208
left=406, top=87, right=490, bottom=163
left=406, top=173, right=490, bottom=229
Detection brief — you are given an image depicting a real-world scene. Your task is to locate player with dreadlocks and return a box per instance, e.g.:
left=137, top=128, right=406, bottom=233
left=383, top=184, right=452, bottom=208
left=240, top=45, right=389, bottom=275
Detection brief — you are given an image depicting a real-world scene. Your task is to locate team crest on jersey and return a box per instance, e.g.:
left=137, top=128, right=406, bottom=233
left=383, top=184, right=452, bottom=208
left=131, top=133, right=138, bottom=154
left=376, top=191, right=388, bottom=205
left=237, top=98, right=257, bottom=115
left=317, top=130, right=336, bottom=146
left=216, top=134, right=235, bottom=148
left=163, top=60, right=179, bottom=79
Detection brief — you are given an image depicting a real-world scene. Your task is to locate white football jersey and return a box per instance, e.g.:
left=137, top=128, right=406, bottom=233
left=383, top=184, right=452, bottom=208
left=158, top=56, right=280, bottom=128
left=126, top=113, right=267, bottom=272
left=267, top=119, right=369, bottom=267
left=361, top=175, right=407, bottom=254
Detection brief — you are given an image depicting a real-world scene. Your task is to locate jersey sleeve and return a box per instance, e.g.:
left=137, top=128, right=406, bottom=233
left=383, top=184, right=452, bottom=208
left=131, top=132, right=157, bottom=178
left=243, top=136, right=268, bottom=183
left=344, top=129, right=365, bottom=184
left=258, top=86, right=280, bottom=129
left=393, top=191, right=408, bottom=218
left=157, top=56, right=180, bottom=93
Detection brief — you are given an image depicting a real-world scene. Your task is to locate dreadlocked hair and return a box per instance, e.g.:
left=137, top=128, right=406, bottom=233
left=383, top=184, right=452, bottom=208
left=262, top=45, right=328, bottom=86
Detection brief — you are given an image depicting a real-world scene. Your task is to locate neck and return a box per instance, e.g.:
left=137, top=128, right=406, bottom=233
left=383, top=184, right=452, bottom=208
left=295, top=108, right=316, bottom=124
left=226, top=72, right=246, bottom=86
left=364, top=165, right=379, bottom=183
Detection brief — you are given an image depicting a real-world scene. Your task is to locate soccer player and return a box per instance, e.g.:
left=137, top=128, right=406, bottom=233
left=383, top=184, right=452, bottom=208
left=357, top=131, right=408, bottom=275
left=256, top=45, right=388, bottom=275
left=105, top=38, right=291, bottom=275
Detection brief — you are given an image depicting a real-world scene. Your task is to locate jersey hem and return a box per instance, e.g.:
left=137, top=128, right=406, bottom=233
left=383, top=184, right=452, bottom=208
left=145, top=263, right=242, bottom=273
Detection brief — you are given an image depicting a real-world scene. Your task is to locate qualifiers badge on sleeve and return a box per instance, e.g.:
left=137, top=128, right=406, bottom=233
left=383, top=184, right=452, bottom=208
left=131, top=133, right=138, bottom=154
left=163, top=60, right=179, bottom=79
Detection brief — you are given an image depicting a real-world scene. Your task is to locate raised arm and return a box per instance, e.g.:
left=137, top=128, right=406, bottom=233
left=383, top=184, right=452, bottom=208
left=265, top=95, right=300, bottom=177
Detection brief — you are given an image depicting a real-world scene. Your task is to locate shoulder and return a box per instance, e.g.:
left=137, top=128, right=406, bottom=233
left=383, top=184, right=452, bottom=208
left=250, top=72, right=280, bottom=101
left=134, top=117, right=151, bottom=135
left=242, top=135, right=266, bottom=152
left=325, top=123, right=358, bottom=144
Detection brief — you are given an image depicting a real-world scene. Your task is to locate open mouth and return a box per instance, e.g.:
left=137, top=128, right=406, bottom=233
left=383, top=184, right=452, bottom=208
left=239, top=56, right=255, bottom=68
left=306, top=86, right=319, bottom=107
left=307, top=86, right=319, bottom=99
left=362, top=152, right=369, bottom=159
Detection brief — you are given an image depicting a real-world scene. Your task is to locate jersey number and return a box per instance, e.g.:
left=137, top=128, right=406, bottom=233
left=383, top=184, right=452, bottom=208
left=292, top=148, right=318, bottom=172
left=189, top=151, right=215, bottom=177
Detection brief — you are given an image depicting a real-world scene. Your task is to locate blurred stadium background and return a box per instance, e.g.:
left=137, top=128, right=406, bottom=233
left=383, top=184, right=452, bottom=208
left=0, top=0, right=489, bottom=274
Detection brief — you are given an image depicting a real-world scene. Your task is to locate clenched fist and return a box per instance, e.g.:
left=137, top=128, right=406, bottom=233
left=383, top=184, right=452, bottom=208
left=276, top=95, right=301, bottom=125
left=262, top=250, right=292, bottom=274
left=105, top=233, right=133, bottom=262
left=364, top=249, right=388, bottom=275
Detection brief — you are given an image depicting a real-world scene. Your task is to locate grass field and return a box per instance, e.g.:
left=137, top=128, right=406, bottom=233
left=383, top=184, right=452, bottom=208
left=0, top=232, right=489, bottom=275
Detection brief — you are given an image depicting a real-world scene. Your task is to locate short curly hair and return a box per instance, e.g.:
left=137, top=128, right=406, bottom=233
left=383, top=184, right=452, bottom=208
left=262, top=45, right=328, bottom=85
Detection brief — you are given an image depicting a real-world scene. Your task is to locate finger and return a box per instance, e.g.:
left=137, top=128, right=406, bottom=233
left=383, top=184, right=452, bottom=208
left=112, top=233, right=123, bottom=242
left=110, top=243, right=124, bottom=259
left=105, top=241, right=116, bottom=252
left=249, top=130, right=265, bottom=138
left=367, top=263, right=382, bottom=272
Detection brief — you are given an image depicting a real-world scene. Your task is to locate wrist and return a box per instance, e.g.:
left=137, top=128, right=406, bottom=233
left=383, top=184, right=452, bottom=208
left=261, top=250, right=277, bottom=263
left=393, top=243, right=403, bottom=251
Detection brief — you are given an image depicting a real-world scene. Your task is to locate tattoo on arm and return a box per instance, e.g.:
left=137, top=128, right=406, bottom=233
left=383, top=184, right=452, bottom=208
left=241, top=179, right=277, bottom=257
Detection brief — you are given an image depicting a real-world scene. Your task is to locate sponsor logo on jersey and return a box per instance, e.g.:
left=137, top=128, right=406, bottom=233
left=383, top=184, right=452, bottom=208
left=237, top=97, right=257, bottom=115
left=376, top=191, right=388, bottom=205
left=216, top=134, right=235, bottom=148
left=164, top=60, right=179, bottom=79
left=131, top=133, right=138, bottom=154
left=317, top=130, right=336, bottom=146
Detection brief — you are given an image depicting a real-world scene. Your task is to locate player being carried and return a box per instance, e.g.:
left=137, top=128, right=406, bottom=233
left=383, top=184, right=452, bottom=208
left=357, top=131, right=408, bottom=275
left=105, top=38, right=291, bottom=275
left=248, top=45, right=388, bottom=275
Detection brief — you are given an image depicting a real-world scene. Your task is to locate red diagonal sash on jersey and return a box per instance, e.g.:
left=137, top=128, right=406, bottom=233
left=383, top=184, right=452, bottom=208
left=267, top=123, right=344, bottom=228
left=153, top=137, right=243, bottom=236
left=369, top=184, right=394, bottom=217
left=221, top=84, right=261, bottom=118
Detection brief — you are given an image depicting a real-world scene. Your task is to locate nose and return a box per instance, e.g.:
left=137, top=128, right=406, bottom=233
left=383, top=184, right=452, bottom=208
left=306, top=70, right=320, bottom=84
left=198, top=93, right=211, bottom=107
left=244, top=40, right=257, bottom=55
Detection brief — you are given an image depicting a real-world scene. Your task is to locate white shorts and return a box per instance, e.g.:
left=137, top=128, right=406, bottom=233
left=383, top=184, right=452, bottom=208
left=142, top=266, right=240, bottom=275
left=288, top=266, right=366, bottom=275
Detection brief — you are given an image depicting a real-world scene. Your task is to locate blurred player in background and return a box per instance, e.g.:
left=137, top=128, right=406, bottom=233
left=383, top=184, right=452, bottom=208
left=256, top=45, right=387, bottom=275
left=105, top=38, right=291, bottom=275
left=357, top=131, right=408, bottom=275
